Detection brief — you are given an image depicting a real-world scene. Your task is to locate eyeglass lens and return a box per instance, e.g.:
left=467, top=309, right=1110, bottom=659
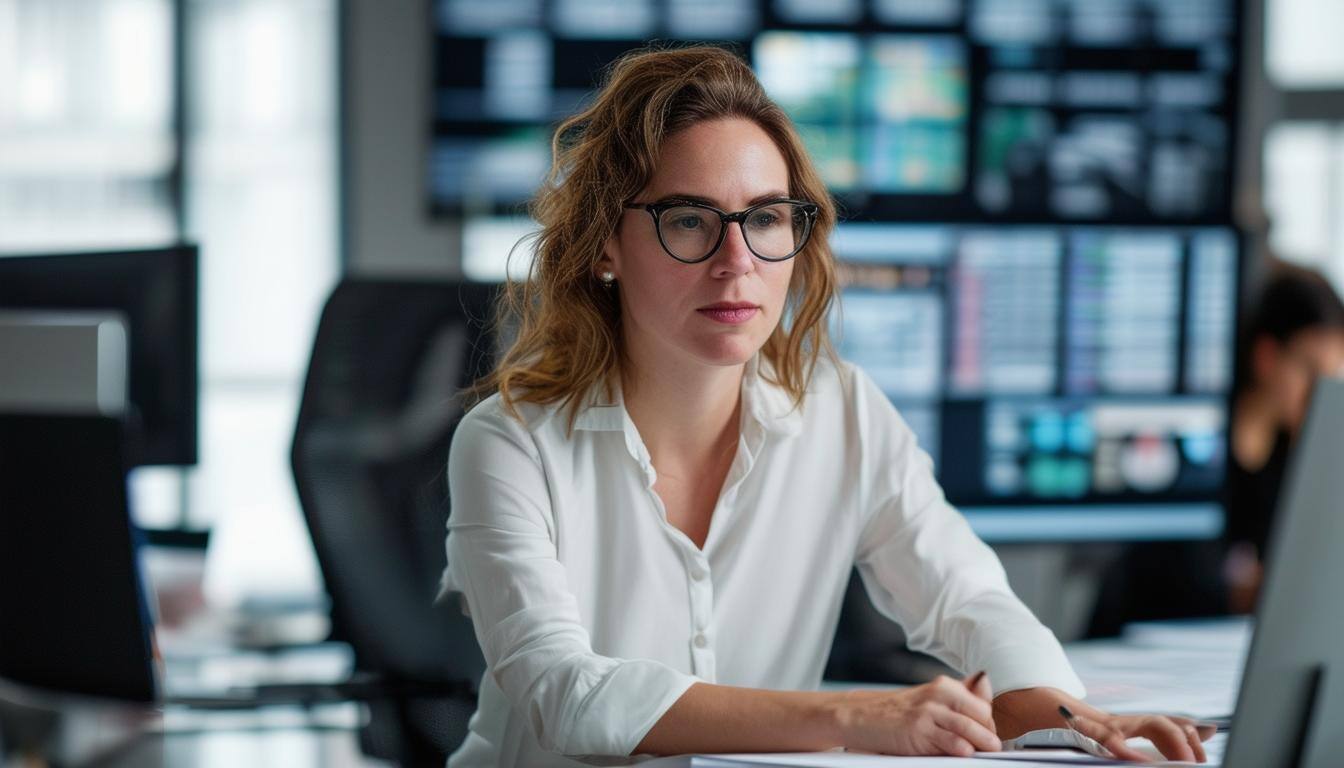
left=657, top=203, right=811, bottom=261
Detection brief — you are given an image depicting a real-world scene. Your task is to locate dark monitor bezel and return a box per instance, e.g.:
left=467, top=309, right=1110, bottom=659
left=0, top=244, right=200, bottom=468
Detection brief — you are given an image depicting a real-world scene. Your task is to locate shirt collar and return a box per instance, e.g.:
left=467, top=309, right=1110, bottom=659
left=572, top=352, right=804, bottom=437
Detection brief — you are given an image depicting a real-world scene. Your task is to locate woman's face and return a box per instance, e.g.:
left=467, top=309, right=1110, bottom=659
left=601, top=117, right=796, bottom=373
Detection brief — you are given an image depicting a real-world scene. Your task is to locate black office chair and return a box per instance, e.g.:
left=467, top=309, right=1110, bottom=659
left=290, top=278, right=499, bottom=766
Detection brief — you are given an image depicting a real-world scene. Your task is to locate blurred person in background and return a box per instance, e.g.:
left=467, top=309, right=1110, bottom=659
left=1087, top=259, right=1344, bottom=634
left=1223, top=260, right=1344, bottom=612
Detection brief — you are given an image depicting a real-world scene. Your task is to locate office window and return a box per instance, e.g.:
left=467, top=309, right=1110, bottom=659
left=184, top=0, right=336, bottom=603
left=1263, top=123, right=1344, bottom=288
left=0, top=0, right=176, bottom=250
left=1266, top=0, right=1344, bottom=88
left=1257, top=0, right=1344, bottom=291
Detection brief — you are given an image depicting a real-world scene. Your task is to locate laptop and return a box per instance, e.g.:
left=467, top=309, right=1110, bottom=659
left=1220, top=376, right=1344, bottom=768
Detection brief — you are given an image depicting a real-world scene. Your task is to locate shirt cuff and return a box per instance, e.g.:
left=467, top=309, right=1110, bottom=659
left=976, top=638, right=1087, bottom=700
left=559, top=658, right=700, bottom=759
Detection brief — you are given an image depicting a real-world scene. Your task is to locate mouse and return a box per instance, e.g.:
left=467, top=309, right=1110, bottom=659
left=1000, top=727, right=1115, bottom=758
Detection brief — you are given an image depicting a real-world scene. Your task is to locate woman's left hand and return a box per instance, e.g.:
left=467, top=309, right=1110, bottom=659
left=991, top=687, right=1216, bottom=763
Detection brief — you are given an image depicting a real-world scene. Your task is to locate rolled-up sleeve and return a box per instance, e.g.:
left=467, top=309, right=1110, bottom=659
left=849, top=369, right=1085, bottom=699
left=442, top=405, right=698, bottom=759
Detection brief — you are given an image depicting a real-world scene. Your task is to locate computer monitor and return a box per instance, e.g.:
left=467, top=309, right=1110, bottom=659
left=0, top=245, right=199, bottom=467
left=0, top=414, right=158, bottom=703
left=830, top=222, right=1240, bottom=542
left=1222, top=377, right=1344, bottom=768
left=428, top=0, right=1240, bottom=224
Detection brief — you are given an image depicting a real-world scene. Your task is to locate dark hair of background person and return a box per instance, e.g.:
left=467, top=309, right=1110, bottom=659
left=1231, top=259, right=1344, bottom=396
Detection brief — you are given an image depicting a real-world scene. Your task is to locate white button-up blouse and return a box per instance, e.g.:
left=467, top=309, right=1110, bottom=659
left=437, top=353, right=1085, bottom=767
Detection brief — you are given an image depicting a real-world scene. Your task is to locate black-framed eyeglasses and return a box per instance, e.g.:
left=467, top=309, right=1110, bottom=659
left=623, top=198, right=820, bottom=264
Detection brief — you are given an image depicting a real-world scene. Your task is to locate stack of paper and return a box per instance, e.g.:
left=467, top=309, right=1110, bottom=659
left=636, top=741, right=1223, bottom=767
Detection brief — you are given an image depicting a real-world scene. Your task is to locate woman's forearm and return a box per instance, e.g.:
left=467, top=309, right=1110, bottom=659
left=633, top=682, right=847, bottom=756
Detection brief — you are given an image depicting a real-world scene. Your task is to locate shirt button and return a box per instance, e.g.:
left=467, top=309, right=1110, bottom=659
left=691, top=565, right=708, bottom=581
left=693, top=633, right=708, bottom=649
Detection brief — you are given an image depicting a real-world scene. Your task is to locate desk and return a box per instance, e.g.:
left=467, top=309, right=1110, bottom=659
left=1066, top=617, right=1248, bottom=718
left=3, top=618, right=1249, bottom=767
left=0, top=666, right=393, bottom=768
left=0, top=681, right=389, bottom=768
left=86, top=706, right=389, bottom=768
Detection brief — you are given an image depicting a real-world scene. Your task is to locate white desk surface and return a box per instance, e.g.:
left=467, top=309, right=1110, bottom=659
left=1067, top=617, right=1248, bottom=720
left=4, top=618, right=1249, bottom=767
left=1062, top=616, right=1250, bottom=766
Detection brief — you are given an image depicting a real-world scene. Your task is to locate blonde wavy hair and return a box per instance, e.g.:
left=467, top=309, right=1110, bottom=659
left=466, top=44, right=841, bottom=432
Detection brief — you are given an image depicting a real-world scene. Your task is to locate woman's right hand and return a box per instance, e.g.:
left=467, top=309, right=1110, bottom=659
left=831, top=673, right=1001, bottom=757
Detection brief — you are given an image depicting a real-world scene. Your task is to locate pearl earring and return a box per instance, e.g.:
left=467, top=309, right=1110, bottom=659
left=599, top=270, right=615, bottom=284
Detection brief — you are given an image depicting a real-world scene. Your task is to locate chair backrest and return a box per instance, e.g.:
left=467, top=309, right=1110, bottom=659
left=291, top=279, right=497, bottom=686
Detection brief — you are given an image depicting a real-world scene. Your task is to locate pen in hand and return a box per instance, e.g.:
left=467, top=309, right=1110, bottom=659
left=965, top=670, right=987, bottom=694
left=964, top=670, right=997, bottom=740
left=964, top=671, right=994, bottom=712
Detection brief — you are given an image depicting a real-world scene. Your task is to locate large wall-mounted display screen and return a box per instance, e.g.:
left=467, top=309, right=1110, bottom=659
left=430, top=0, right=1240, bottom=224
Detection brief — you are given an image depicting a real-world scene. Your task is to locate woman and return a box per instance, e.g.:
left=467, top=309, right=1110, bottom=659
left=440, top=45, right=1211, bottom=766
left=1224, top=260, right=1344, bottom=612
